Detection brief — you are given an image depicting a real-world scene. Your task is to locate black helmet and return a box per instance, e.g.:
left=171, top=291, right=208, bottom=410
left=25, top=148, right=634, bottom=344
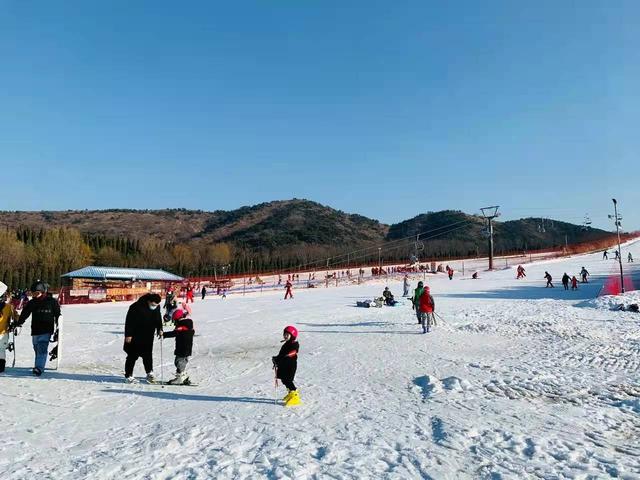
left=418, top=281, right=424, bottom=287
left=30, top=280, right=49, bottom=293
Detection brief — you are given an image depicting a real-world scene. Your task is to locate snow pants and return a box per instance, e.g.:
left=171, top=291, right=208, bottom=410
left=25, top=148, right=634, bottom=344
left=0, top=332, right=8, bottom=361
left=403, top=285, right=409, bottom=297
left=284, top=288, right=293, bottom=299
left=125, top=351, right=153, bottom=377
left=175, top=356, right=189, bottom=374
left=282, top=378, right=296, bottom=391
left=32, top=333, right=50, bottom=371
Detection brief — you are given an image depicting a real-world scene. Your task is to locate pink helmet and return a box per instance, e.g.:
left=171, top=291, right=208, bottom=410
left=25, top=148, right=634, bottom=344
left=283, top=325, right=298, bottom=339
left=172, top=309, right=186, bottom=322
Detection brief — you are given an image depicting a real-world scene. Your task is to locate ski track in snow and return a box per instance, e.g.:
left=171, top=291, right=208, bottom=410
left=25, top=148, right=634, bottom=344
left=2, top=241, right=640, bottom=479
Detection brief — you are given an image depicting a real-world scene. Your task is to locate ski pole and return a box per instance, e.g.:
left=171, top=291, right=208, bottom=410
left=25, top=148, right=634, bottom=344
left=435, top=312, right=446, bottom=324
left=160, top=335, right=164, bottom=388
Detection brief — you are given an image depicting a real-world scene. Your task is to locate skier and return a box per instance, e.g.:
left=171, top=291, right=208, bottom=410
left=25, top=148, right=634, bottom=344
left=472, top=272, right=479, bottom=279
left=123, top=293, right=163, bottom=383
left=628, top=252, right=634, bottom=263
left=162, top=309, right=195, bottom=385
left=561, top=273, right=571, bottom=290
left=448, top=267, right=454, bottom=280
left=580, top=267, right=589, bottom=283
left=164, top=288, right=175, bottom=310
left=412, top=281, right=425, bottom=324
left=614, top=250, right=620, bottom=260
left=418, top=286, right=436, bottom=334
left=403, top=275, right=410, bottom=297
left=544, top=272, right=554, bottom=288
left=272, top=326, right=300, bottom=407
left=571, top=276, right=579, bottom=290
left=185, top=286, right=194, bottom=304
left=201, top=286, right=207, bottom=300
left=284, top=280, right=293, bottom=300
left=15, top=281, right=61, bottom=376
left=603, top=250, right=608, bottom=260
left=516, top=265, right=526, bottom=279
left=0, top=289, right=18, bottom=373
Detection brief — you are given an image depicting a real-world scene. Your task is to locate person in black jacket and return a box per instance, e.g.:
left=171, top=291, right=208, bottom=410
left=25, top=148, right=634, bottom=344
left=272, top=325, right=300, bottom=406
left=162, top=309, right=195, bottom=385
left=124, top=293, right=163, bottom=383
left=16, top=281, right=61, bottom=376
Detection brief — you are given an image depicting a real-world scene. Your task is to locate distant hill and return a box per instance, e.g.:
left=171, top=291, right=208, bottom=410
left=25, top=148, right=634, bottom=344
left=0, top=200, right=615, bottom=283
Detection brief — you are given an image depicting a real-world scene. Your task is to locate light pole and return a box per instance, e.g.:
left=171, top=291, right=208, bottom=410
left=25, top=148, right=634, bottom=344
left=480, top=206, right=500, bottom=270
left=611, top=199, right=625, bottom=293
left=378, top=247, right=382, bottom=274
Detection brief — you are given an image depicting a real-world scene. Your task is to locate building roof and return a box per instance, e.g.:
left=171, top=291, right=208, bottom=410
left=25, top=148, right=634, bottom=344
left=62, top=266, right=184, bottom=282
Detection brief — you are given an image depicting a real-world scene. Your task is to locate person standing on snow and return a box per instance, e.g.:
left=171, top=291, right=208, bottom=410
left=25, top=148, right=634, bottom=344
left=201, top=286, right=207, bottom=300
left=161, top=309, right=195, bottom=385
left=448, top=267, right=454, bottom=280
left=561, top=273, right=571, bottom=290
left=284, top=280, right=293, bottom=300
left=272, top=326, right=300, bottom=407
left=0, top=289, right=18, bottom=373
left=418, top=286, right=436, bottom=334
left=123, top=293, right=163, bottom=383
left=571, top=276, right=579, bottom=290
left=544, top=272, right=554, bottom=288
left=185, top=286, right=194, bottom=304
left=603, top=250, right=608, bottom=260
left=15, top=281, right=61, bottom=376
left=580, top=267, right=589, bottom=283
left=403, top=275, right=410, bottom=297
left=412, top=281, right=425, bottom=324
left=614, top=250, right=620, bottom=260
left=628, top=252, right=634, bottom=263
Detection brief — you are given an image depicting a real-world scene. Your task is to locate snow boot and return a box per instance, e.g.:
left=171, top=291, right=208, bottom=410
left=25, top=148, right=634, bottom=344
left=282, top=389, right=294, bottom=402
left=125, top=376, right=138, bottom=384
left=167, top=373, right=186, bottom=385
left=32, top=367, right=42, bottom=376
left=0, top=359, right=5, bottom=373
left=146, top=371, right=156, bottom=383
left=284, top=390, right=301, bottom=407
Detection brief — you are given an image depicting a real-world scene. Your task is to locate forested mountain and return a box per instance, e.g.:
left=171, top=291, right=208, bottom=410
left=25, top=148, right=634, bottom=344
left=0, top=200, right=616, bottom=288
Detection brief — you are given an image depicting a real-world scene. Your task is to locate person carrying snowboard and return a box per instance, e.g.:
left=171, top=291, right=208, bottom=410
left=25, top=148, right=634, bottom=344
left=0, top=289, right=18, bottom=373
left=123, top=293, right=163, bottom=383
left=418, top=286, right=436, bottom=333
left=272, top=326, right=300, bottom=407
left=580, top=267, right=589, bottom=283
left=561, top=273, right=571, bottom=290
left=162, top=309, right=195, bottom=385
left=284, top=280, right=293, bottom=299
left=544, top=272, right=554, bottom=288
left=15, top=281, right=61, bottom=376
left=412, top=281, right=425, bottom=324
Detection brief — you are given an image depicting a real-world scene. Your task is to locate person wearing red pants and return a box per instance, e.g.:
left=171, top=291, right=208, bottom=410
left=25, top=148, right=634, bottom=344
left=284, top=280, right=293, bottom=300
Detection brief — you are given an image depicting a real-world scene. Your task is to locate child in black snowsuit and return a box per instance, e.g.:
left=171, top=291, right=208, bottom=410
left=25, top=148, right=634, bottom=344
left=162, top=309, right=195, bottom=385
left=272, top=325, right=300, bottom=406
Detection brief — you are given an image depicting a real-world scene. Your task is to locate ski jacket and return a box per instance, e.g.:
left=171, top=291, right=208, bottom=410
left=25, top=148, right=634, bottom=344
left=0, top=302, right=17, bottom=335
left=18, top=294, right=61, bottom=336
left=413, top=287, right=425, bottom=307
left=418, top=289, right=435, bottom=313
left=124, top=294, right=163, bottom=355
left=273, top=340, right=299, bottom=382
left=163, top=318, right=194, bottom=357
left=562, top=274, right=570, bottom=284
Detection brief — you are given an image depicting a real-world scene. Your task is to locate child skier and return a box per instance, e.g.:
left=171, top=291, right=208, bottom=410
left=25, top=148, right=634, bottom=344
left=418, top=286, right=436, bottom=333
left=272, top=325, right=300, bottom=407
left=162, top=309, right=195, bottom=385
left=571, top=276, right=579, bottom=290
left=412, top=281, right=425, bottom=324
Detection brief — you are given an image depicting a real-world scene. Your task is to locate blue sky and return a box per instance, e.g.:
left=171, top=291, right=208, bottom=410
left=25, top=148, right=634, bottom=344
left=0, top=1, right=638, bottom=231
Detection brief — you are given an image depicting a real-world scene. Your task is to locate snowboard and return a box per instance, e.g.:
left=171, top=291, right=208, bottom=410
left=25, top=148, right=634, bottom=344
left=49, top=315, right=63, bottom=370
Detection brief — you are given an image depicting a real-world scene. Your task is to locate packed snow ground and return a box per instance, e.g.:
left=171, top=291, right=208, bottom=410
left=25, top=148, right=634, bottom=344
left=2, top=242, right=640, bottom=479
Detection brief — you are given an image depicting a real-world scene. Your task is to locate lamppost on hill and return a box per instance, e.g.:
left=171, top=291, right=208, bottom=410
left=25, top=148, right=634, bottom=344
left=480, top=206, right=500, bottom=270
left=610, top=199, right=625, bottom=293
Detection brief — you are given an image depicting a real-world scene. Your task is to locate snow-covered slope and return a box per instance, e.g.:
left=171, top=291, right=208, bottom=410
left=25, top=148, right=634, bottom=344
left=2, top=241, right=639, bottom=479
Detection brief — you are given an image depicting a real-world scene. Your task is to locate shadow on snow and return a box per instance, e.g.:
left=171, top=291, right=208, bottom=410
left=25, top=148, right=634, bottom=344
left=101, top=389, right=276, bottom=404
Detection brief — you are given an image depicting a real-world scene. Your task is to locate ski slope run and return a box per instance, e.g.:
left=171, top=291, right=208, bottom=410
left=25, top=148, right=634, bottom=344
left=1, top=241, right=640, bottom=479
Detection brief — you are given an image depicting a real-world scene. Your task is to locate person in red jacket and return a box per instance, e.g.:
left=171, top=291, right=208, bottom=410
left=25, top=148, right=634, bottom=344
left=418, top=286, right=436, bottom=334
left=185, top=286, right=194, bottom=304
left=284, top=280, right=293, bottom=300
left=571, top=276, right=579, bottom=290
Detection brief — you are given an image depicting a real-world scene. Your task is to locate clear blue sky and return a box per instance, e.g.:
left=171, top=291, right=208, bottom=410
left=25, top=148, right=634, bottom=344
left=1, top=1, right=638, bottom=231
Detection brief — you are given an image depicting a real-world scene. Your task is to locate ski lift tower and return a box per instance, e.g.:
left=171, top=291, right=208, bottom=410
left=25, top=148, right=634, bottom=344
left=480, top=206, right=500, bottom=270
left=610, top=199, right=625, bottom=293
